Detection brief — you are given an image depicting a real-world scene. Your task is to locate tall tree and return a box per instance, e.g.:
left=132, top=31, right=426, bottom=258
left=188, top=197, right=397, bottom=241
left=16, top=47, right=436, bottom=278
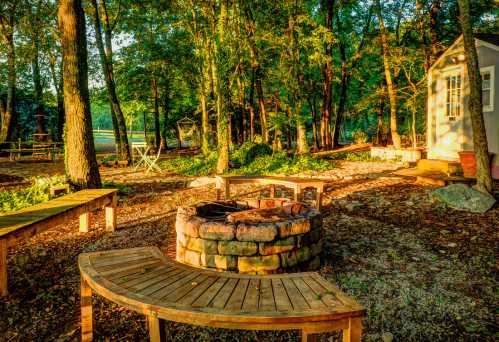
left=0, top=2, right=17, bottom=143
left=59, top=0, right=101, bottom=188
left=375, top=0, right=401, bottom=149
left=90, top=0, right=131, bottom=162
left=320, top=0, right=335, bottom=149
left=457, top=0, right=493, bottom=194
left=212, top=0, right=231, bottom=173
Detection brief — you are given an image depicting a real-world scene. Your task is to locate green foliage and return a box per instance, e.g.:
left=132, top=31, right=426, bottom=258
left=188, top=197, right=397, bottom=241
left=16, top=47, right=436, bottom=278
left=160, top=150, right=333, bottom=177
left=327, top=151, right=380, bottom=162
left=231, top=141, right=272, bottom=166
left=160, top=152, right=218, bottom=177
left=352, top=130, right=369, bottom=144
left=0, top=176, right=68, bottom=214
left=102, top=181, right=134, bottom=195
left=231, top=152, right=332, bottom=176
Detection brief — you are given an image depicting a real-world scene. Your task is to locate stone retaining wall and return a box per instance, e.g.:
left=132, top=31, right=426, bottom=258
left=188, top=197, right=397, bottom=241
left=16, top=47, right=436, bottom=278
left=175, top=199, right=323, bottom=274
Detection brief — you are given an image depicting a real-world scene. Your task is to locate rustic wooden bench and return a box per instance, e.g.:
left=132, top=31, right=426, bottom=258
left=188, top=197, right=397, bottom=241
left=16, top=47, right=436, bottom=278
left=215, top=175, right=326, bottom=210
left=0, top=189, right=118, bottom=296
left=79, top=246, right=364, bottom=342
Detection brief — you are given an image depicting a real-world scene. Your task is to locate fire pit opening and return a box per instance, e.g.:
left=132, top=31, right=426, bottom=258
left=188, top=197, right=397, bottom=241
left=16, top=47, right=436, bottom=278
left=175, top=199, right=323, bottom=274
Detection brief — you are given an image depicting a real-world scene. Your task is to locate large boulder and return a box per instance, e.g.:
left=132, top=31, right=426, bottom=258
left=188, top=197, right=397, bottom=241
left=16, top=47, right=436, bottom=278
left=431, top=183, right=496, bottom=213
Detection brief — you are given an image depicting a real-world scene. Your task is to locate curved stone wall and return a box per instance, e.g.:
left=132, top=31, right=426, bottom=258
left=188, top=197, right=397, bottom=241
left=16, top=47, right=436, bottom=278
left=175, top=199, right=323, bottom=274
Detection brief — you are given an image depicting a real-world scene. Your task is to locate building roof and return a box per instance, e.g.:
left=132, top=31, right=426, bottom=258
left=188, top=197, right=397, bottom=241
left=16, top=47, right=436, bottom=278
left=475, top=33, right=499, bottom=47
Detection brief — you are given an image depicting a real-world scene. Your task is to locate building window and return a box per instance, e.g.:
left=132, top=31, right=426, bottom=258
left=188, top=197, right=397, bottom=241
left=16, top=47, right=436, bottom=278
left=481, top=66, right=495, bottom=112
left=446, top=75, right=461, bottom=120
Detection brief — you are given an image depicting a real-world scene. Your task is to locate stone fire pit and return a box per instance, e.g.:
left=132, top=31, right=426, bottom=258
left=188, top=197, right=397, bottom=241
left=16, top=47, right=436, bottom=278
left=175, top=199, right=323, bottom=274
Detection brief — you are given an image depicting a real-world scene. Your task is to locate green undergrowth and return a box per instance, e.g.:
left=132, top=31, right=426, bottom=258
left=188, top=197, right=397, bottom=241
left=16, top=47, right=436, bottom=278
left=102, top=181, right=134, bottom=195
left=0, top=176, right=68, bottom=214
left=326, top=150, right=381, bottom=162
left=160, top=149, right=333, bottom=177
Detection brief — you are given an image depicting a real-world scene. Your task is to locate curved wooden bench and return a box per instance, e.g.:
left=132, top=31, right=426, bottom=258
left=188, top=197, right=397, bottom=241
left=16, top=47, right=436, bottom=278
left=79, top=247, right=364, bottom=341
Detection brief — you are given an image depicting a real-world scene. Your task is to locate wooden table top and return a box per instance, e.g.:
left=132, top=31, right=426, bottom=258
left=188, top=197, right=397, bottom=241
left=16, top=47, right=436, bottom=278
left=217, top=175, right=326, bottom=187
left=79, top=247, right=364, bottom=329
left=0, top=189, right=117, bottom=238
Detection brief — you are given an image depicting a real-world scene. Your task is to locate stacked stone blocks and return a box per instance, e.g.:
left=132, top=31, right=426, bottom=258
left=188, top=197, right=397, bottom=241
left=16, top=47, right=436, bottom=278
left=175, top=199, right=323, bottom=274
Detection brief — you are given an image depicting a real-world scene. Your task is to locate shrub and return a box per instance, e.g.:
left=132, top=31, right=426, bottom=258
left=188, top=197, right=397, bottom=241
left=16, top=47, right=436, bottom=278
left=231, top=141, right=272, bottom=166
left=233, top=152, right=332, bottom=176
left=160, top=151, right=218, bottom=176
left=352, top=130, right=369, bottom=144
left=0, top=176, right=68, bottom=214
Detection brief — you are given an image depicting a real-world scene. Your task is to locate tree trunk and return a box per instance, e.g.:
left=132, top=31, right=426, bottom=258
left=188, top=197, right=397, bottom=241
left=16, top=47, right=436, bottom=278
left=32, top=28, right=45, bottom=135
left=248, top=69, right=256, bottom=141
left=375, top=0, right=401, bottom=149
left=58, top=0, right=101, bottom=189
left=161, top=91, right=169, bottom=150
left=151, top=78, right=161, bottom=150
left=0, top=20, right=16, bottom=143
left=333, top=42, right=348, bottom=148
left=458, top=0, right=493, bottom=194
left=213, top=1, right=229, bottom=174
left=429, top=0, right=441, bottom=64
left=320, top=0, right=335, bottom=150
left=49, top=53, right=65, bottom=141
left=91, top=0, right=131, bottom=162
left=376, top=84, right=386, bottom=145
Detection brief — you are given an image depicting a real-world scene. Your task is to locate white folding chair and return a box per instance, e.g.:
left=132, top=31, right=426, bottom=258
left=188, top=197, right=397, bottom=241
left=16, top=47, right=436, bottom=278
left=145, top=144, right=164, bottom=174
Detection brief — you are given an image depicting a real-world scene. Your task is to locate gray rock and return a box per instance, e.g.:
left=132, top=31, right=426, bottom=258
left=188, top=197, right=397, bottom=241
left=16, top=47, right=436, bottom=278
left=431, top=183, right=496, bottom=213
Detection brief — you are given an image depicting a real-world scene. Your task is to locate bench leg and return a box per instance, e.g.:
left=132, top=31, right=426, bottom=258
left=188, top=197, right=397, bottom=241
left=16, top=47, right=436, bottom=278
left=316, top=187, right=323, bottom=211
left=0, top=239, right=8, bottom=296
left=270, top=184, right=276, bottom=198
left=81, top=276, right=93, bottom=342
left=147, top=316, right=166, bottom=342
left=301, top=330, right=317, bottom=342
left=105, top=195, right=118, bottom=232
left=342, top=317, right=362, bottom=342
left=79, top=212, right=92, bottom=233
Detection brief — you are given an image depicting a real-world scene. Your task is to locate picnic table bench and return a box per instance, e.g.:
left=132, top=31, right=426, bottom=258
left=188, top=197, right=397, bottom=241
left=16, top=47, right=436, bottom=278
left=215, top=175, right=326, bottom=210
left=0, top=189, right=118, bottom=296
left=79, top=246, right=364, bottom=342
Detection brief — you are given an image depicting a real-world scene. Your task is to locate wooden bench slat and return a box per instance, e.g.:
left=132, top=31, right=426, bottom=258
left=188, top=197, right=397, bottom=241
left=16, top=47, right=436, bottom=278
left=271, top=279, right=293, bottom=311
left=99, top=259, right=161, bottom=277
left=174, top=277, right=218, bottom=306
left=281, top=278, right=310, bottom=311
left=224, top=278, right=250, bottom=311
left=210, top=278, right=238, bottom=309
left=242, top=278, right=260, bottom=311
left=302, top=276, right=344, bottom=308
left=162, top=273, right=211, bottom=302
left=146, top=270, right=199, bottom=299
left=95, top=257, right=158, bottom=272
left=120, top=266, right=179, bottom=290
left=137, top=269, right=193, bottom=297
left=191, top=277, right=228, bottom=308
left=258, top=279, right=276, bottom=311
left=93, top=254, right=154, bottom=270
left=91, top=251, right=155, bottom=267
left=113, top=265, right=180, bottom=286
left=292, top=278, right=327, bottom=310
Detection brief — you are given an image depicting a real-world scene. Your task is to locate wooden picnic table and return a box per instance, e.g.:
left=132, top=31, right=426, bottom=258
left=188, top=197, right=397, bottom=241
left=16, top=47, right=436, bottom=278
left=79, top=246, right=364, bottom=341
left=0, top=189, right=118, bottom=296
left=215, top=175, right=326, bottom=210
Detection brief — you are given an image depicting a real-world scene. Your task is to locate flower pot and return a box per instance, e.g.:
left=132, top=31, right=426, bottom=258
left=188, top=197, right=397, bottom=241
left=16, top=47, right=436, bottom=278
left=458, top=151, right=495, bottom=178
left=458, top=151, right=477, bottom=178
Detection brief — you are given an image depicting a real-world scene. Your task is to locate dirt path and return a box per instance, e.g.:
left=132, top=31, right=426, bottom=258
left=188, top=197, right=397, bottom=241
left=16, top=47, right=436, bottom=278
left=0, top=158, right=497, bottom=341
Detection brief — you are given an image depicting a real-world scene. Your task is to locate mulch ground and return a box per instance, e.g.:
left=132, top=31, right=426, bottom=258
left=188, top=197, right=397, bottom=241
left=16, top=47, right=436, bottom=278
left=0, top=156, right=497, bottom=341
